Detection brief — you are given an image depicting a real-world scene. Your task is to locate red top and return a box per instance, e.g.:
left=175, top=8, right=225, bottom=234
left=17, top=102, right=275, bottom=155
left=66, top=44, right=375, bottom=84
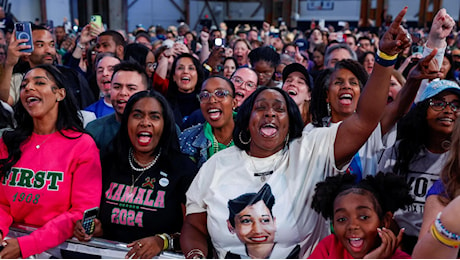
left=308, top=234, right=411, bottom=259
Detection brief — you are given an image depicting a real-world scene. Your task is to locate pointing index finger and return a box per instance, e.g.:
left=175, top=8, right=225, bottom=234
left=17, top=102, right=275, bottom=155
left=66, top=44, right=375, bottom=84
left=390, top=7, right=408, bottom=30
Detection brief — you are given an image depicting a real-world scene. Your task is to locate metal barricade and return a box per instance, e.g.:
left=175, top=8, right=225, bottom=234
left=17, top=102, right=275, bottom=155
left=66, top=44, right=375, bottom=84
left=7, top=224, right=184, bottom=259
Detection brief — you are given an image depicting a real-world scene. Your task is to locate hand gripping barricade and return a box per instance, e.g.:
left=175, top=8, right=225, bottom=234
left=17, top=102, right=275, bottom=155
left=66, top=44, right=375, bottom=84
left=6, top=223, right=184, bottom=259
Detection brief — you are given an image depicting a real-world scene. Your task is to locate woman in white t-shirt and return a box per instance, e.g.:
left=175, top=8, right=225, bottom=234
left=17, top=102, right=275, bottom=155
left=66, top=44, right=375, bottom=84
left=180, top=7, right=414, bottom=259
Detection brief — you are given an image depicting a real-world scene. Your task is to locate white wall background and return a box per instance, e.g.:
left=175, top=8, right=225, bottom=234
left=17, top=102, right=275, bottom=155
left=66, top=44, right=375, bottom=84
left=10, top=0, right=70, bottom=25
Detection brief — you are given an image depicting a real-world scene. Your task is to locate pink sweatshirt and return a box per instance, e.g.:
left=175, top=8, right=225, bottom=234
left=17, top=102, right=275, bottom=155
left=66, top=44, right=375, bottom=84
left=0, top=130, right=102, bottom=258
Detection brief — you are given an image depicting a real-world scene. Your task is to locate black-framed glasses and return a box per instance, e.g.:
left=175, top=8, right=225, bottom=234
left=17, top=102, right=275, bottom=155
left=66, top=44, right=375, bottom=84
left=198, top=89, right=231, bottom=103
left=231, top=76, right=257, bottom=90
left=429, top=98, right=460, bottom=112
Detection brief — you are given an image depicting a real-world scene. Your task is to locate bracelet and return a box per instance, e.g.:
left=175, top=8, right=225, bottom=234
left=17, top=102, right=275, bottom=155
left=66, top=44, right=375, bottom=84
left=377, top=49, right=398, bottom=60
left=375, top=50, right=397, bottom=67
left=203, top=63, right=212, bottom=72
left=431, top=223, right=460, bottom=248
left=186, top=249, right=205, bottom=259
left=163, top=233, right=173, bottom=251
left=156, top=233, right=169, bottom=251
left=77, top=42, right=85, bottom=50
left=435, top=212, right=460, bottom=241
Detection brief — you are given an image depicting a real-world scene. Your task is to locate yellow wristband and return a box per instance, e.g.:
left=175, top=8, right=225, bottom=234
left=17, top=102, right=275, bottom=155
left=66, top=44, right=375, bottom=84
left=377, top=50, right=398, bottom=61
left=431, top=224, right=460, bottom=248
left=157, top=234, right=169, bottom=251
left=203, top=63, right=212, bottom=72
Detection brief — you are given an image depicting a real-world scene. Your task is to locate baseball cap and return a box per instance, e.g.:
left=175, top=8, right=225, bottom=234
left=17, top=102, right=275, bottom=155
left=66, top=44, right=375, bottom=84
left=282, top=63, right=312, bottom=87
left=417, top=79, right=460, bottom=103
left=294, top=39, right=308, bottom=52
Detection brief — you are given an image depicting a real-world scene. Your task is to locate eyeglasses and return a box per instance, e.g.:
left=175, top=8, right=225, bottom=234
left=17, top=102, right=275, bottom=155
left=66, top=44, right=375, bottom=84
left=231, top=76, right=257, bottom=90
left=284, top=50, right=296, bottom=57
left=255, top=71, right=273, bottom=79
left=198, top=89, right=231, bottom=103
left=147, top=62, right=157, bottom=70
left=429, top=98, right=460, bottom=112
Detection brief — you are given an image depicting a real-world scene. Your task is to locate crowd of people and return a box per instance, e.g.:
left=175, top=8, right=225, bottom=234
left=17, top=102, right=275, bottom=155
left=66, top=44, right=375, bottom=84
left=0, top=4, right=460, bottom=259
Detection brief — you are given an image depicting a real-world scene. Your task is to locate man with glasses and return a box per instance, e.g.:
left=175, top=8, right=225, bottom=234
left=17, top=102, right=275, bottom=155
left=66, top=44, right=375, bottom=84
left=357, top=36, right=374, bottom=56
left=231, top=67, right=258, bottom=109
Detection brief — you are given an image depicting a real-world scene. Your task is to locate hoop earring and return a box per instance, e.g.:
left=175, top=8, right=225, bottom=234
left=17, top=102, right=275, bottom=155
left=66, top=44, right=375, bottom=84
left=327, top=103, right=331, bottom=117
left=239, top=131, right=251, bottom=145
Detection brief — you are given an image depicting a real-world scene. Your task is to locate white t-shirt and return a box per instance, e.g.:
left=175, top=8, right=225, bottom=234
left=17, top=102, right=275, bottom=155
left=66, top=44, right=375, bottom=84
left=378, top=141, right=449, bottom=237
left=304, top=121, right=394, bottom=179
left=186, top=123, right=348, bottom=258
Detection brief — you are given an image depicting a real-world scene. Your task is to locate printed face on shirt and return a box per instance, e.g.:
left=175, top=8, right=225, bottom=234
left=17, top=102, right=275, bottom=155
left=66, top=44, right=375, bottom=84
left=426, top=91, right=460, bottom=136
left=128, top=97, right=164, bottom=154
left=110, top=70, right=148, bottom=119
left=249, top=89, right=289, bottom=157
left=172, top=57, right=198, bottom=94
left=20, top=68, right=66, bottom=120
left=333, top=192, right=384, bottom=259
left=326, top=68, right=361, bottom=122
left=233, top=200, right=276, bottom=246
left=96, top=56, right=120, bottom=97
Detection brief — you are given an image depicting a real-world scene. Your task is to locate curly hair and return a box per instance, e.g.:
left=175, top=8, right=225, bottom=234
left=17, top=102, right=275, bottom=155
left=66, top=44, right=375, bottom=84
left=233, top=86, right=303, bottom=151
left=0, top=65, right=85, bottom=177
left=311, top=172, right=414, bottom=220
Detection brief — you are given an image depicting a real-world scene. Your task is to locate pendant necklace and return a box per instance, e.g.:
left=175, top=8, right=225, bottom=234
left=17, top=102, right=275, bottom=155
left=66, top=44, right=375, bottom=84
left=250, top=151, right=282, bottom=182
left=128, top=147, right=162, bottom=193
left=34, top=133, right=53, bottom=149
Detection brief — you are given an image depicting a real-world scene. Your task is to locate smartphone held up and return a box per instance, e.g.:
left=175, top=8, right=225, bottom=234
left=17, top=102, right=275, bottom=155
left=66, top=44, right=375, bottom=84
left=15, top=22, right=34, bottom=53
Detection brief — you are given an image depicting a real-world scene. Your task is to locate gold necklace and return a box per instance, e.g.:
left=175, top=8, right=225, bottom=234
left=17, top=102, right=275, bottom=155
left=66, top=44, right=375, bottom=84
left=34, top=134, right=53, bottom=149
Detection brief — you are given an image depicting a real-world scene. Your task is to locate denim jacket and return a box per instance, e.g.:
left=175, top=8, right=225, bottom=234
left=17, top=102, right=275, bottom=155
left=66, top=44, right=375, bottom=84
left=179, top=123, right=210, bottom=169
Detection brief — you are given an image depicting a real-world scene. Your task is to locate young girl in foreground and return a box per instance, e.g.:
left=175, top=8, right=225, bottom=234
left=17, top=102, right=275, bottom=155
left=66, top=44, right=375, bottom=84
left=309, top=173, right=413, bottom=259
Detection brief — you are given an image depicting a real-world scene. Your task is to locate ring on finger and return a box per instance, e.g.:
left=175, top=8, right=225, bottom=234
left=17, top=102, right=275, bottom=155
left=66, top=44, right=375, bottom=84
left=138, top=242, right=142, bottom=248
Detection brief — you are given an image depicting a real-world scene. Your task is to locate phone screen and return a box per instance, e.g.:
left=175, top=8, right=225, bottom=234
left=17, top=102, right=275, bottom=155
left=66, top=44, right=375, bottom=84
left=82, top=207, right=99, bottom=235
